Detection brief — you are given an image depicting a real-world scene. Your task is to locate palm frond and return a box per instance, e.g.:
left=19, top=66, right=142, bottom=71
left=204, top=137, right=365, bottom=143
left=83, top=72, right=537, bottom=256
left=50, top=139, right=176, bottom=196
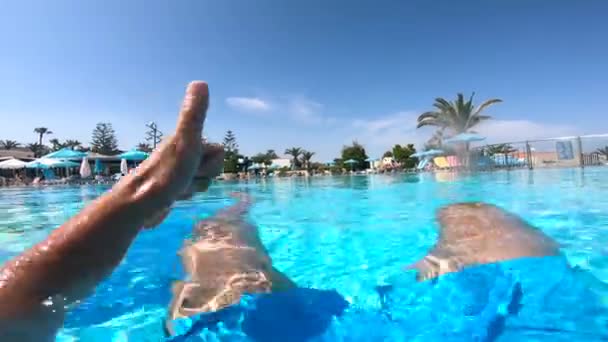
left=417, top=111, right=440, bottom=122
left=472, top=99, right=502, bottom=118
left=417, top=118, right=448, bottom=129
left=433, top=98, right=457, bottom=117
left=419, top=93, right=501, bottom=134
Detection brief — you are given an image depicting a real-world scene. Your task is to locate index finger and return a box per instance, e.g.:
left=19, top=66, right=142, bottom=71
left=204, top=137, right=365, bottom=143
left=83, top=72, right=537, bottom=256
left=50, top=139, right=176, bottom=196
left=176, top=81, right=209, bottom=135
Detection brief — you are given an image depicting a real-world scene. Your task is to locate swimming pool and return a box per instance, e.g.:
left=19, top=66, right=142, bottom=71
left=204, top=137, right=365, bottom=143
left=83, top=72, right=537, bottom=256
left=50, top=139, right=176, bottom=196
left=1, top=168, right=608, bottom=341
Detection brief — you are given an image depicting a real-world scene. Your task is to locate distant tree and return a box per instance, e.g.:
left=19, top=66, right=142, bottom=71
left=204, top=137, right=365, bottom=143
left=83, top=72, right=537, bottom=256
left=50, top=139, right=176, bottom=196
left=484, top=144, right=517, bottom=156
left=90, top=122, right=119, bottom=155
left=417, top=93, right=501, bottom=134
left=34, top=127, right=53, bottom=145
left=49, top=138, right=64, bottom=151
left=223, top=130, right=238, bottom=153
left=223, top=130, right=240, bottom=173
left=48, top=138, right=81, bottom=151
left=417, top=93, right=501, bottom=152
left=145, top=122, right=163, bottom=149
left=284, top=147, right=303, bottom=170
left=301, top=150, right=315, bottom=170
left=0, top=140, right=21, bottom=150
left=64, top=139, right=82, bottom=150
left=341, top=141, right=368, bottom=170
left=382, top=151, right=393, bottom=158
left=392, top=144, right=418, bottom=168
left=250, top=153, right=264, bottom=165
left=310, top=162, right=325, bottom=172
left=266, top=149, right=279, bottom=159
left=27, top=143, right=50, bottom=158
left=251, top=152, right=274, bottom=167
left=137, top=142, right=153, bottom=153
left=331, top=158, right=344, bottom=173
left=596, top=146, right=608, bottom=158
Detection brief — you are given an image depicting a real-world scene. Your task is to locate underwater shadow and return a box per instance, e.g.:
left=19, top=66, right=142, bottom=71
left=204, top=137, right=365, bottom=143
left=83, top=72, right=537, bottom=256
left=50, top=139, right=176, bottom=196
left=167, top=287, right=348, bottom=342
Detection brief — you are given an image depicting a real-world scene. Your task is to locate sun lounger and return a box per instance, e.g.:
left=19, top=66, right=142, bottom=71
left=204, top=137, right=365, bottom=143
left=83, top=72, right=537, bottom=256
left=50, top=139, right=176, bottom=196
left=433, top=156, right=450, bottom=169
left=446, top=156, right=461, bottom=168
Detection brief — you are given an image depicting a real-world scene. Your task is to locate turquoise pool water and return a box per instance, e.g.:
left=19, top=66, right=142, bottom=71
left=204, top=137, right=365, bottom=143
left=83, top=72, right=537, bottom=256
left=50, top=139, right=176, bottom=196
left=2, top=168, right=608, bottom=341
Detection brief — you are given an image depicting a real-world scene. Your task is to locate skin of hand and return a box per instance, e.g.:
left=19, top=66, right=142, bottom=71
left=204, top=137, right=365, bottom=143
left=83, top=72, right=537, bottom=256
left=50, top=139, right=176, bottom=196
left=0, top=81, right=225, bottom=341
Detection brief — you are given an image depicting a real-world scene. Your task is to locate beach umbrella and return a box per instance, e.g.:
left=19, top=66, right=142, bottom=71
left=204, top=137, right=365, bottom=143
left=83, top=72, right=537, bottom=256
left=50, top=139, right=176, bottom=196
left=80, top=157, right=92, bottom=178
left=26, top=158, right=79, bottom=170
left=247, top=164, right=261, bottom=171
left=118, top=149, right=149, bottom=161
left=44, top=159, right=80, bottom=168
left=120, top=159, right=128, bottom=174
left=94, top=159, right=103, bottom=174
left=0, top=158, right=27, bottom=170
left=443, top=133, right=486, bottom=144
left=26, top=160, right=50, bottom=169
left=42, top=148, right=86, bottom=159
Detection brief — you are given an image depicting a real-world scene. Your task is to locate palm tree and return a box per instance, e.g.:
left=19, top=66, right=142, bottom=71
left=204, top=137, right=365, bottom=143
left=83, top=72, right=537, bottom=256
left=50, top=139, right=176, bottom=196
left=27, top=143, right=48, bottom=158
left=301, top=150, right=315, bottom=170
left=284, top=147, right=303, bottom=170
left=137, top=142, right=153, bottom=152
left=266, top=149, right=279, bottom=159
left=0, top=140, right=21, bottom=150
left=49, top=138, right=64, bottom=151
left=485, top=144, right=517, bottom=156
left=34, top=127, right=53, bottom=145
left=596, top=146, right=608, bottom=158
left=417, top=93, right=502, bottom=134
left=64, top=139, right=82, bottom=150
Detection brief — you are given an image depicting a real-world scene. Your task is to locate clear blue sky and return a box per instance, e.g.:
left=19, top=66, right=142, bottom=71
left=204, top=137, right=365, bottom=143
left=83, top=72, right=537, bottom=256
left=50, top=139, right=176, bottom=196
left=1, top=0, right=607, bottom=160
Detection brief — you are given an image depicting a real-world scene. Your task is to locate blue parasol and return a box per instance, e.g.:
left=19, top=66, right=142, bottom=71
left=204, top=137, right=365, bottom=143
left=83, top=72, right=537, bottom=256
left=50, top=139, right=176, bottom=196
left=25, top=160, right=50, bottom=169
left=48, top=159, right=80, bottom=168
left=42, top=148, right=86, bottom=159
left=26, top=158, right=80, bottom=169
left=118, top=149, right=149, bottom=161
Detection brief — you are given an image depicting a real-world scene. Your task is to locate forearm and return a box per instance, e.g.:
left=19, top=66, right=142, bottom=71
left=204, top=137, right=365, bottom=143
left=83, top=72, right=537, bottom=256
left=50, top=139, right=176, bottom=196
left=0, top=175, right=155, bottom=317
left=0, top=81, right=211, bottom=330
